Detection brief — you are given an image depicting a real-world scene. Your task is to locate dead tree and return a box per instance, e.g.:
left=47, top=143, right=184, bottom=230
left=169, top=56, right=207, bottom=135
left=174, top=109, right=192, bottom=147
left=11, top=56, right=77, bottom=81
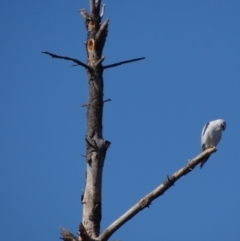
left=42, top=1, right=217, bottom=241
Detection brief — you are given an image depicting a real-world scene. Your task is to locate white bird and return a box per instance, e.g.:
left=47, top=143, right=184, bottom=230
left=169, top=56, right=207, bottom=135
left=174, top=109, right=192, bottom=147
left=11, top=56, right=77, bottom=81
left=200, top=119, right=226, bottom=168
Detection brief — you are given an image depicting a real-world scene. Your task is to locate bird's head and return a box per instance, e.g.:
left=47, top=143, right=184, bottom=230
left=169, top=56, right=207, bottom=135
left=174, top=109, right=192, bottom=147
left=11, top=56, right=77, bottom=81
left=220, top=119, right=226, bottom=131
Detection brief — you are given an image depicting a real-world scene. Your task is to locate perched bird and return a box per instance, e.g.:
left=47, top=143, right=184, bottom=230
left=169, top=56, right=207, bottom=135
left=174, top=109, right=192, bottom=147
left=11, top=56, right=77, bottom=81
left=200, top=119, right=226, bottom=168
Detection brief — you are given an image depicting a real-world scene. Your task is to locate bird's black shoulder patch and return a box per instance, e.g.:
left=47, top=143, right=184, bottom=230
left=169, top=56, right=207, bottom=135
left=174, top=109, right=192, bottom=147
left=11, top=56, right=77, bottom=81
left=202, top=122, right=210, bottom=136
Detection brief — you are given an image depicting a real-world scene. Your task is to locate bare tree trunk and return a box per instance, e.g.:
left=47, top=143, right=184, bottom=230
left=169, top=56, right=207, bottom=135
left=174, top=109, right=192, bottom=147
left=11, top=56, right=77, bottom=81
left=79, top=4, right=143, bottom=239
left=80, top=3, right=109, bottom=239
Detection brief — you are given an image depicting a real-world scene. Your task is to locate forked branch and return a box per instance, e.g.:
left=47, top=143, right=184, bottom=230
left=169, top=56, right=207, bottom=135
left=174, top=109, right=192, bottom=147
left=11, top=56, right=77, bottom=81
left=42, top=51, right=90, bottom=70
left=103, top=57, right=145, bottom=69
left=99, top=147, right=216, bottom=241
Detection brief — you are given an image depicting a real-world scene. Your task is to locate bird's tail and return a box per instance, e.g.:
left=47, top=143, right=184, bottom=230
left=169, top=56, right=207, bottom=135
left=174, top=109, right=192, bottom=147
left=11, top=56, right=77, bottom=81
left=200, top=156, right=210, bottom=168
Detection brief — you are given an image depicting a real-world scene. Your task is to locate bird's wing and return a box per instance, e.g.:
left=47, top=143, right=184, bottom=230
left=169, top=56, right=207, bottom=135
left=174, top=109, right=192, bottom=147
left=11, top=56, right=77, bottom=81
left=200, top=156, right=209, bottom=168
left=202, top=122, right=210, bottom=137
left=201, top=122, right=210, bottom=151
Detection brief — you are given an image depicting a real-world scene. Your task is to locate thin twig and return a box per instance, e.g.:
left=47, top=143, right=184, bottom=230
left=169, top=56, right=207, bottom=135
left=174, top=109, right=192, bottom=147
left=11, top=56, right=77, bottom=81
left=103, top=98, right=112, bottom=103
left=99, top=147, right=217, bottom=241
left=80, top=103, right=88, bottom=107
left=42, top=51, right=90, bottom=70
left=103, top=57, right=145, bottom=69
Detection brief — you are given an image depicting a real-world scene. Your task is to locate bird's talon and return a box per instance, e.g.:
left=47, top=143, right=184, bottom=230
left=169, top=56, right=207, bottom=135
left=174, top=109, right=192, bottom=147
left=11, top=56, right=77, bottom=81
left=167, top=175, right=175, bottom=185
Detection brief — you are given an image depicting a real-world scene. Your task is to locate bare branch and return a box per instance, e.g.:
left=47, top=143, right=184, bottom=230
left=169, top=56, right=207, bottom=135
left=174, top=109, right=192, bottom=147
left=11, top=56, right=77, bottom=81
left=60, top=227, right=78, bottom=241
left=79, top=9, right=89, bottom=21
left=95, top=0, right=101, bottom=8
left=96, top=19, right=109, bottom=40
left=103, top=57, right=145, bottom=69
left=100, top=3, right=105, bottom=18
left=80, top=103, right=88, bottom=107
left=42, top=51, right=90, bottom=70
left=103, top=98, right=111, bottom=103
left=99, top=147, right=217, bottom=241
left=90, top=0, right=95, bottom=14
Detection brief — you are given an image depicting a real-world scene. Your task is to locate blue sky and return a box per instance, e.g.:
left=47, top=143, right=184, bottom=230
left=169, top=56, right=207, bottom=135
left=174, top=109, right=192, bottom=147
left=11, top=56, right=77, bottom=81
left=1, top=0, right=240, bottom=240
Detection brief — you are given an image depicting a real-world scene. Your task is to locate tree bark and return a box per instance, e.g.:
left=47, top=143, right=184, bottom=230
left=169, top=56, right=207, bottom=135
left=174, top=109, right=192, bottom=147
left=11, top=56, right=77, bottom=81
left=80, top=1, right=110, bottom=239
left=80, top=0, right=110, bottom=239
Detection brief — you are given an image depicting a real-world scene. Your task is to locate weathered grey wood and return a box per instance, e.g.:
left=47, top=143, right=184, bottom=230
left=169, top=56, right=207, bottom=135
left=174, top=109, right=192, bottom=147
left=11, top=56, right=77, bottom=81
left=42, top=0, right=144, bottom=237
left=99, top=147, right=216, bottom=241
left=60, top=227, right=78, bottom=241
left=80, top=1, right=110, bottom=239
